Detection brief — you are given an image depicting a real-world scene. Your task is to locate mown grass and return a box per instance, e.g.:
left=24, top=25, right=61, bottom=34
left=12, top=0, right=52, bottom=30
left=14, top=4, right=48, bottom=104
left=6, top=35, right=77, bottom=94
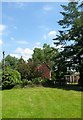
left=0, top=90, right=2, bottom=119
left=2, top=87, right=81, bottom=118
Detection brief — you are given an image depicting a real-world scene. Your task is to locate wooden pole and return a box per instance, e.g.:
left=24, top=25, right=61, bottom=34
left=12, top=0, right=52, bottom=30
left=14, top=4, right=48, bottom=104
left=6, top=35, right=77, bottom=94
left=2, top=51, right=5, bottom=75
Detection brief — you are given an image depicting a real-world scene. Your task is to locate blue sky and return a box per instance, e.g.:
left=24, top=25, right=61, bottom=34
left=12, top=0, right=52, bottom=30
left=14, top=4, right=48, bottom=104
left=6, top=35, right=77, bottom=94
left=0, top=2, right=68, bottom=60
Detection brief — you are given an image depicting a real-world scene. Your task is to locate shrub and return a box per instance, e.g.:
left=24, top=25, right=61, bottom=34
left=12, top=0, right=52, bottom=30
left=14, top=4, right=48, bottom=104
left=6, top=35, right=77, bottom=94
left=55, top=78, right=67, bottom=86
left=28, top=80, right=33, bottom=85
left=21, top=79, right=34, bottom=88
left=21, top=79, right=28, bottom=87
left=41, top=78, right=54, bottom=87
left=2, top=67, right=21, bottom=90
left=32, top=78, right=41, bottom=85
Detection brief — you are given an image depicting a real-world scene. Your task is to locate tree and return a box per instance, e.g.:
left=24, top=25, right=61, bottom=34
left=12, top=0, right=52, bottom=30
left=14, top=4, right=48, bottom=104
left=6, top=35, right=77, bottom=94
left=5, top=55, right=18, bottom=70
left=0, top=62, right=2, bottom=70
left=17, top=58, right=41, bottom=80
left=53, top=1, right=83, bottom=86
left=32, top=48, right=44, bottom=66
left=31, top=44, right=58, bottom=80
left=17, top=62, right=29, bottom=80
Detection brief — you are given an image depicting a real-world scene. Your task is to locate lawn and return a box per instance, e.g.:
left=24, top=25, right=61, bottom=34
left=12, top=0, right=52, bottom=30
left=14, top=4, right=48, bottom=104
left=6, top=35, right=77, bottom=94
left=2, top=87, right=81, bottom=118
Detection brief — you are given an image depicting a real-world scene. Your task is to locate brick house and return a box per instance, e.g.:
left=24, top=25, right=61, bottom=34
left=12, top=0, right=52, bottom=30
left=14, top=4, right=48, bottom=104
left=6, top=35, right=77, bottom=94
left=36, top=63, right=51, bottom=80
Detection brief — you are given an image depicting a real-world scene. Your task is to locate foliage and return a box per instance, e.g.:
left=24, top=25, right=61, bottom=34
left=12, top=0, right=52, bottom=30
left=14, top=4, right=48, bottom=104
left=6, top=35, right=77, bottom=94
left=53, top=1, right=83, bottom=86
left=53, top=52, right=67, bottom=80
left=0, top=71, right=2, bottom=89
left=32, top=78, right=41, bottom=85
left=17, top=61, right=42, bottom=80
left=2, top=44, right=58, bottom=87
left=21, top=79, right=29, bottom=87
left=31, top=43, right=58, bottom=80
left=55, top=78, right=67, bottom=86
left=27, top=62, right=42, bottom=79
left=40, top=78, right=54, bottom=87
left=32, top=48, right=44, bottom=66
left=32, top=44, right=57, bottom=66
left=0, top=62, right=2, bottom=70
left=21, top=79, right=33, bottom=87
left=17, top=62, right=29, bottom=80
left=2, top=67, right=21, bottom=89
left=4, top=55, right=18, bottom=69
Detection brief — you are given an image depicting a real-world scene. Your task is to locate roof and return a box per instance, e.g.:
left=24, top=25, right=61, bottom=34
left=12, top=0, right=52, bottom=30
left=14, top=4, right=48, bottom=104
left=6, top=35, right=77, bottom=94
left=65, top=72, right=79, bottom=76
left=39, top=62, right=51, bottom=70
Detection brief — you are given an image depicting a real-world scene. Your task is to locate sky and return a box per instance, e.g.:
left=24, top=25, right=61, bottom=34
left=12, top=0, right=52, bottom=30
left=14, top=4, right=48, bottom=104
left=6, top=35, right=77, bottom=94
left=0, top=2, right=69, bottom=61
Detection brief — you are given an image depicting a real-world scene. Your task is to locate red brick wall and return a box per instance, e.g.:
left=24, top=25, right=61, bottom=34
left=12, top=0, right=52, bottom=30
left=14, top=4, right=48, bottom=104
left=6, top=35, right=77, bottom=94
left=37, top=63, right=51, bottom=79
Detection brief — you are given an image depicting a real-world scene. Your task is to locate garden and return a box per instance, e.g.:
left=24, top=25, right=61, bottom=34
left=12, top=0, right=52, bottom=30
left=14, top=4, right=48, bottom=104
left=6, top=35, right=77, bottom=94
left=0, top=1, right=83, bottom=119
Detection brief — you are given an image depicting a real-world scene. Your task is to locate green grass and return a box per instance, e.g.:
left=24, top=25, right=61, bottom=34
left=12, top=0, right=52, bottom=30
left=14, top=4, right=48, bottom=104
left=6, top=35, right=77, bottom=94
left=0, top=90, right=2, bottom=119
left=2, top=87, right=81, bottom=118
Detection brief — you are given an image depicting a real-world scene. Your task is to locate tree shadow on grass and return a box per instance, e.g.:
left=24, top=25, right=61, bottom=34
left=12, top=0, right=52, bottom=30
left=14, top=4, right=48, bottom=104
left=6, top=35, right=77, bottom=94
left=43, top=80, right=82, bottom=92
left=53, top=84, right=83, bottom=92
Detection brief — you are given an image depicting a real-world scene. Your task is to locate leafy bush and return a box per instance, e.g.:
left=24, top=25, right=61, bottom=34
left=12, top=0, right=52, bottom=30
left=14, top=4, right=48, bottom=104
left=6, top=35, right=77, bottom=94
left=2, top=67, right=21, bottom=89
left=21, top=79, right=28, bottom=87
left=21, top=79, right=34, bottom=87
left=31, top=78, right=54, bottom=87
left=32, top=78, right=41, bottom=85
left=28, top=80, right=33, bottom=85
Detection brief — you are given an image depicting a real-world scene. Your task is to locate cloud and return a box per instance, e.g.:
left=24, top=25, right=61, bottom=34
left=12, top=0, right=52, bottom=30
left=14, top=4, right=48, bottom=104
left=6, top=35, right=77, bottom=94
left=51, top=43, right=63, bottom=51
left=7, top=2, right=26, bottom=9
left=33, top=42, right=42, bottom=49
left=10, top=37, right=28, bottom=45
left=0, top=24, right=6, bottom=35
left=14, top=2, right=27, bottom=9
left=43, top=30, right=57, bottom=41
left=10, top=47, right=33, bottom=61
left=48, top=31, right=56, bottom=38
left=38, top=25, right=49, bottom=31
left=10, top=53, right=20, bottom=58
left=16, top=40, right=28, bottom=45
left=13, top=26, right=17, bottom=30
left=43, top=35, right=47, bottom=40
left=56, top=45, right=63, bottom=49
left=0, top=39, right=3, bottom=52
left=11, top=37, right=15, bottom=41
left=35, top=42, right=41, bottom=46
left=0, top=39, right=3, bottom=45
left=43, top=5, right=53, bottom=12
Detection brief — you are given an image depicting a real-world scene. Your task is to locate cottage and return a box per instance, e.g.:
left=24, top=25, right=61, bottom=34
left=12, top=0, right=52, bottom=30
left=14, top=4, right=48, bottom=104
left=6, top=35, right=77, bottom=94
left=36, top=63, right=51, bottom=80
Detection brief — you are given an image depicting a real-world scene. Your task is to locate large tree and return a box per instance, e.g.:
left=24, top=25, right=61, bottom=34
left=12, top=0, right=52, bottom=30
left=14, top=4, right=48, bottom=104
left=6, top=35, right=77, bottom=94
left=32, top=43, right=57, bottom=67
left=5, top=55, right=18, bottom=70
left=31, top=44, right=58, bottom=80
left=53, top=1, right=83, bottom=86
left=32, top=47, right=44, bottom=66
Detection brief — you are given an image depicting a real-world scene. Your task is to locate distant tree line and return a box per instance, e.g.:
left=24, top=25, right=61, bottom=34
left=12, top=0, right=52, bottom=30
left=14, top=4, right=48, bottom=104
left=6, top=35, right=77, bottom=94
left=1, top=44, right=58, bottom=89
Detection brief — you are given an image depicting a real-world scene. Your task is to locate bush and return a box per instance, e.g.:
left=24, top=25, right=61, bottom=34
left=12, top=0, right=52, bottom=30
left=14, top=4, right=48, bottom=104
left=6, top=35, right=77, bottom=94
left=55, top=78, right=67, bottom=86
left=21, top=79, right=28, bottom=87
left=21, top=79, right=34, bottom=88
left=31, top=78, right=54, bottom=87
left=41, top=78, right=54, bottom=87
left=2, top=67, right=21, bottom=90
left=32, top=78, right=41, bottom=85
